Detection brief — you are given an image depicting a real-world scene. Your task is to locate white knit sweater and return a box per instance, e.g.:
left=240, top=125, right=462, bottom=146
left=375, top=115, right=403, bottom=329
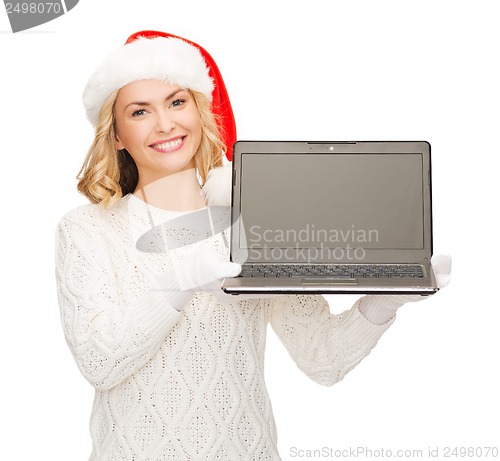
left=55, top=177, right=394, bottom=461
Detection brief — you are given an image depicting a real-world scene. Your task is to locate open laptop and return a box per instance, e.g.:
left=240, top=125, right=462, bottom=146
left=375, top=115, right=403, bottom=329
left=221, top=140, right=439, bottom=295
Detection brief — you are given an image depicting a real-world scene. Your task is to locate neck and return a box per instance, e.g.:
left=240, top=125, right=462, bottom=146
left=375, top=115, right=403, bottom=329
left=134, top=169, right=206, bottom=211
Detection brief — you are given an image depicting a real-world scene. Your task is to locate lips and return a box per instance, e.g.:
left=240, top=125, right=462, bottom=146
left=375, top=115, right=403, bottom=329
left=150, top=137, right=185, bottom=152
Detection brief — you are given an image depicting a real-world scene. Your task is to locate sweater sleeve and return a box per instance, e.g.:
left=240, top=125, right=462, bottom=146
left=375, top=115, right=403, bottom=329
left=268, top=295, right=394, bottom=386
left=55, top=215, right=182, bottom=391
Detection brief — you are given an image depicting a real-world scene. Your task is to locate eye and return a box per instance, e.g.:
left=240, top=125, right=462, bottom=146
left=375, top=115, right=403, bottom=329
left=170, top=99, right=186, bottom=108
left=131, top=109, right=147, bottom=117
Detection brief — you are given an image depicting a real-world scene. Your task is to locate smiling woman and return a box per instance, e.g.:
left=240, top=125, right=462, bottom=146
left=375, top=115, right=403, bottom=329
left=54, top=29, right=448, bottom=461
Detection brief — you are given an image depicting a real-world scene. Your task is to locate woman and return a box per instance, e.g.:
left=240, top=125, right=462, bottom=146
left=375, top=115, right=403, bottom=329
left=56, top=30, right=449, bottom=461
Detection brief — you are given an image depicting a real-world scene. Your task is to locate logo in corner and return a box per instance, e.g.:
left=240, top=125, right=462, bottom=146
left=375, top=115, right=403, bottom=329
left=4, top=1, right=79, bottom=33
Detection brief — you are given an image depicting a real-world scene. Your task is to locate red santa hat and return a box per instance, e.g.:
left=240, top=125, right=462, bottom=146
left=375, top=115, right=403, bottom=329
left=83, top=30, right=236, bottom=160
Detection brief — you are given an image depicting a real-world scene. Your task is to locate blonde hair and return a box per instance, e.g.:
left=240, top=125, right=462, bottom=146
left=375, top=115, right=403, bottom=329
left=77, top=88, right=225, bottom=208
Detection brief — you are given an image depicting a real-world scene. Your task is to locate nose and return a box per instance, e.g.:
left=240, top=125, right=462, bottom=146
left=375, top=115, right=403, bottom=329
left=155, top=111, right=176, bottom=133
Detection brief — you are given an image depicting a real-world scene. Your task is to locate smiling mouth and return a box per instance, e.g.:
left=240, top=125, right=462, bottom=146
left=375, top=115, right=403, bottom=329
left=150, top=137, right=185, bottom=151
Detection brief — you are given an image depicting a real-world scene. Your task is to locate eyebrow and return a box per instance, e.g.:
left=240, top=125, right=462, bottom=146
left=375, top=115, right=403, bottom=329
left=123, top=88, right=186, bottom=111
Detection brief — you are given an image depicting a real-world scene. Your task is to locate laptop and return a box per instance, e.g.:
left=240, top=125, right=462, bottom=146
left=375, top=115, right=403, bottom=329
left=221, top=140, right=439, bottom=295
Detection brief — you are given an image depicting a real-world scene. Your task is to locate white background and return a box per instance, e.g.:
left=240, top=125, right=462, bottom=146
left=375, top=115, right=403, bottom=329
left=1, top=1, right=499, bottom=459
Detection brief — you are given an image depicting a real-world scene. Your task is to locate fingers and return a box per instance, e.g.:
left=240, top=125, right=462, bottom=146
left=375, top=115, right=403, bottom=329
left=190, top=246, right=240, bottom=287
left=431, top=254, right=452, bottom=288
left=214, top=261, right=242, bottom=279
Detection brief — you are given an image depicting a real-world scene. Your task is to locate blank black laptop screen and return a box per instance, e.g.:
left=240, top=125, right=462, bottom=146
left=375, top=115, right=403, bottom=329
left=239, top=153, right=424, bottom=255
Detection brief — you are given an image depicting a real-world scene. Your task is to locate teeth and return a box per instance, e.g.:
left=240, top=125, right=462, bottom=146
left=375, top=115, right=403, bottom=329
left=153, top=138, right=182, bottom=150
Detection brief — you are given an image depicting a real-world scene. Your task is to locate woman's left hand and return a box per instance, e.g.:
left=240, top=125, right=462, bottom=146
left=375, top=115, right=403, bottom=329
left=358, top=254, right=452, bottom=324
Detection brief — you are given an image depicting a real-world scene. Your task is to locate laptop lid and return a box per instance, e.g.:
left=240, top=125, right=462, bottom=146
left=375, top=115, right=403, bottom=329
left=229, top=141, right=433, bottom=267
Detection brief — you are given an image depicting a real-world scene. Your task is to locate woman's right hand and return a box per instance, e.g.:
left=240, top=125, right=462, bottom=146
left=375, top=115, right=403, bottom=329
left=156, top=245, right=241, bottom=310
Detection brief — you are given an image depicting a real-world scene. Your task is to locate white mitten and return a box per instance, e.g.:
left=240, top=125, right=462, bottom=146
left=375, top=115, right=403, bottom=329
left=156, top=245, right=241, bottom=311
left=358, top=254, right=452, bottom=324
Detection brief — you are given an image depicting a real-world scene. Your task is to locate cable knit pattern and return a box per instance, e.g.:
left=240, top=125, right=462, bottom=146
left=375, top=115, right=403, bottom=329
left=55, top=193, right=393, bottom=461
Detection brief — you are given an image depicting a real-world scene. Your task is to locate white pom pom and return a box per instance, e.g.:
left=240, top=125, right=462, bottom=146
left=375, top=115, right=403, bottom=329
left=201, top=164, right=232, bottom=206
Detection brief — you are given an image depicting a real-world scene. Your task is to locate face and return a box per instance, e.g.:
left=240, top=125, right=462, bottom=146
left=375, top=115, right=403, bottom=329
left=114, top=79, right=202, bottom=188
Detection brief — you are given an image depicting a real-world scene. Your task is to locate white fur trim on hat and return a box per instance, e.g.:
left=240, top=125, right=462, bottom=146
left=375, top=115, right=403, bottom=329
left=201, top=164, right=232, bottom=206
left=83, top=36, right=214, bottom=127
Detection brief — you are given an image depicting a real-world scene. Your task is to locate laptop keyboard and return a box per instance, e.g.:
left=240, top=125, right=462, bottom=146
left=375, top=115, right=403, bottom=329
left=239, top=264, right=425, bottom=278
